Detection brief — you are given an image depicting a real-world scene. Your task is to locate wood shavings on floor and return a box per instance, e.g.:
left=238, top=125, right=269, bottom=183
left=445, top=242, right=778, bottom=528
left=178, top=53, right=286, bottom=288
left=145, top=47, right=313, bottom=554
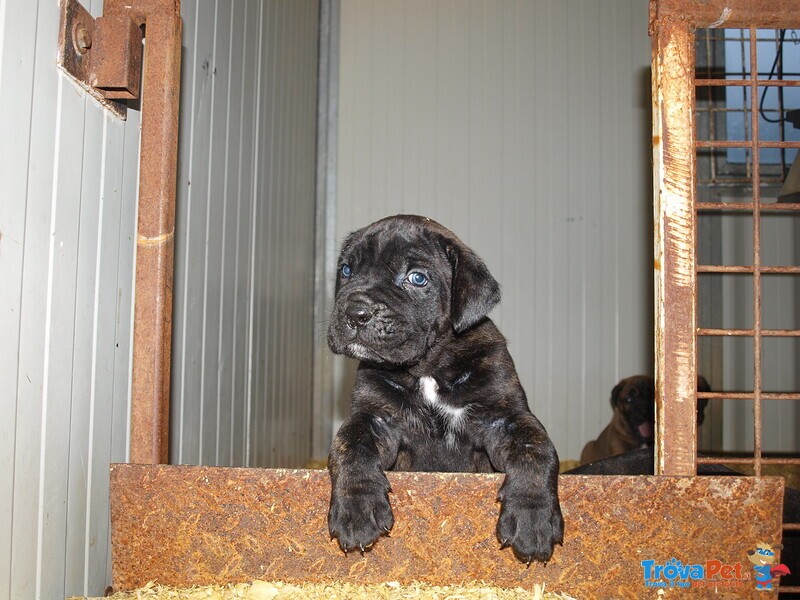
left=72, top=580, right=577, bottom=600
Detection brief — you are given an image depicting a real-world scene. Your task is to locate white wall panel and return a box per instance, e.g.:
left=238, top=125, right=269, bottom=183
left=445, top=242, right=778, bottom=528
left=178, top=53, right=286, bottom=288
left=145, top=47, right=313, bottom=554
left=0, top=0, right=139, bottom=597
left=171, top=0, right=320, bottom=468
left=335, top=0, right=654, bottom=461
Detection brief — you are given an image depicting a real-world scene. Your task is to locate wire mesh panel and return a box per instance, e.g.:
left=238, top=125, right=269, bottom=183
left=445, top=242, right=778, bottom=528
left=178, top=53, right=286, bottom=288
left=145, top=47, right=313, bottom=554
left=651, top=1, right=800, bottom=595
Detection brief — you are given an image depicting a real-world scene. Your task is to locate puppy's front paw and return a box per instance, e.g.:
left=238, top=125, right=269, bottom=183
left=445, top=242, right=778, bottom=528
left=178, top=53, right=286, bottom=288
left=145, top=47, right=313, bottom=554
left=328, top=480, right=394, bottom=553
left=496, top=492, right=563, bottom=564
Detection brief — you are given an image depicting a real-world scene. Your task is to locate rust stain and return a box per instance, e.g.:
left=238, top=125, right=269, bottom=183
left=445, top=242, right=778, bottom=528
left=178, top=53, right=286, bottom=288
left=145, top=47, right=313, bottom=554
left=111, top=466, right=784, bottom=599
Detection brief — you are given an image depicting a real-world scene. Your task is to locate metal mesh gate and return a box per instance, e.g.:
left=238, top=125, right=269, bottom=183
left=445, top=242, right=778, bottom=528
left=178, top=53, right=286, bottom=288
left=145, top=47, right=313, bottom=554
left=651, top=0, right=800, bottom=594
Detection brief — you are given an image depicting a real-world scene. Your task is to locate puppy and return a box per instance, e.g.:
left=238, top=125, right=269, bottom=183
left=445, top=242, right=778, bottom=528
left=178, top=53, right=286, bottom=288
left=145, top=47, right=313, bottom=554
left=580, top=376, right=655, bottom=465
left=580, top=375, right=711, bottom=465
left=326, top=215, right=563, bottom=564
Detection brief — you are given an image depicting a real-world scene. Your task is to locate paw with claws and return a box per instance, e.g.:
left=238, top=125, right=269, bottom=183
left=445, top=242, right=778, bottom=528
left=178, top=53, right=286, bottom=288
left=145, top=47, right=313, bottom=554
left=328, top=477, right=394, bottom=554
left=496, top=487, right=564, bottom=565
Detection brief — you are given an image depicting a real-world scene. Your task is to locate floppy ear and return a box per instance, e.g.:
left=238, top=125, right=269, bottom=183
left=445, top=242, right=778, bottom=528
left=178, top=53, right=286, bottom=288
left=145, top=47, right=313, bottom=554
left=696, top=375, right=711, bottom=426
left=610, top=381, right=625, bottom=409
left=445, top=242, right=500, bottom=334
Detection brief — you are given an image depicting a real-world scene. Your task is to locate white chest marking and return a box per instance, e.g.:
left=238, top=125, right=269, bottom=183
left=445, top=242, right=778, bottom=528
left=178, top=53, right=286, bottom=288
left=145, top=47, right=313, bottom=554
left=420, top=376, right=439, bottom=403
left=419, top=376, right=467, bottom=447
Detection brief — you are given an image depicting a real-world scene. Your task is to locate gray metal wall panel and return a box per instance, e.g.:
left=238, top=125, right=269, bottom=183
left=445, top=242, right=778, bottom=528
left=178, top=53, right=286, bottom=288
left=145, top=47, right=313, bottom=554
left=0, top=0, right=139, bottom=596
left=171, top=0, right=320, bottom=468
left=335, top=0, right=654, bottom=462
left=0, top=0, right=319, bottom=596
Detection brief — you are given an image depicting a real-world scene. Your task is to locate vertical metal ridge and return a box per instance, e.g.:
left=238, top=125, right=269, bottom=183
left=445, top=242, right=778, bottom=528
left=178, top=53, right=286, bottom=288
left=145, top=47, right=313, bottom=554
left=313, top=0, right=339, bottom=462
left=244, top=0, right=265, bottom=467
left=36, top=74, right=66, bottom=600
left=215, top=0, right=236, bottom=466
left=278, top=0, right=293, bottom=466
left=749, top=27, right=763, bottom=476
left=175, top=0, right=199, bottom=466
left=267, top=0, right=278, bottom=465
left=196, top=0, right=219, bottom=465
left=82, top=114, right=109, bottom=594
left=231, top=0, right=249, bottom=466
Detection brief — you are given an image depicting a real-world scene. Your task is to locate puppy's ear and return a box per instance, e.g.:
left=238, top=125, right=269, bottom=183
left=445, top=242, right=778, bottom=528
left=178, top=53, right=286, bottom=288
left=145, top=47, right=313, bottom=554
left=445, top=242, right=500, bottom=334
left=696, top=375, right=711, bottom=426
left=610, top=381, right=625, bottom=409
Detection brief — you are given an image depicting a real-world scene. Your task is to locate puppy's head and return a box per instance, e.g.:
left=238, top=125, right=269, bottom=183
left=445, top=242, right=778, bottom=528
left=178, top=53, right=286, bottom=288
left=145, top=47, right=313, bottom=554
left=610, top=375, right=656, bottom=445
left=611, top=374, right=712, bottom=442
left=327, top=215, right=500, bottom=367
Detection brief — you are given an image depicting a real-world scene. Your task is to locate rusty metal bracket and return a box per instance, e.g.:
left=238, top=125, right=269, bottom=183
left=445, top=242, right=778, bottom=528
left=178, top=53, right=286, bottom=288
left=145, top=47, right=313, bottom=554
left=58, top=0, right=182, bottom=463
left=58, top=0, right=144, bottom=119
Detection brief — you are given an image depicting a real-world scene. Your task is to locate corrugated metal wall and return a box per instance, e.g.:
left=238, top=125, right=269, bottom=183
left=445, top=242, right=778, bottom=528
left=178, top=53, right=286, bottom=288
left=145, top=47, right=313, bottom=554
left=170, top=0, right=320, bottom=468
left=0, top=0, right=320, bottom=597
left=0, top=1, right=138, bottom=596
left=334, top=0, right=654, bottom=462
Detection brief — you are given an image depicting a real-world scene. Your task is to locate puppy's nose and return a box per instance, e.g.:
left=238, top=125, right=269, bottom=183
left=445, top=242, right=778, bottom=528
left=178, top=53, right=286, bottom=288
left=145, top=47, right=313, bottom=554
left=345, top=302, right=373, bottom=328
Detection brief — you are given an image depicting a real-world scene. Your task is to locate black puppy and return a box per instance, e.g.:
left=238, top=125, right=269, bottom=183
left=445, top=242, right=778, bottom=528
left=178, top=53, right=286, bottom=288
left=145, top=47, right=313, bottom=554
left=326, top=215, right=563, bottom=564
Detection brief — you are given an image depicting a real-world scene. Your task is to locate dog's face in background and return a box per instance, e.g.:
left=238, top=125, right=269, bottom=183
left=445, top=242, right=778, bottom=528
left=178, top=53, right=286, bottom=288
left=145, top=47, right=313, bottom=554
left=610, top=375, right=656, bottom=445
left=580, top=374, right=713, bottom=465
left=611, top=374, right=711, bottom=445
left=327, top=215, right=499, bottom=367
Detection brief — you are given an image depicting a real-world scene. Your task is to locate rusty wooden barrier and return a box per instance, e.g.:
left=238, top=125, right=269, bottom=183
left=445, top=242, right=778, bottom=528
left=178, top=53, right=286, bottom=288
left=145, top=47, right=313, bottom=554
left=110, top=466, right=784, bottom=598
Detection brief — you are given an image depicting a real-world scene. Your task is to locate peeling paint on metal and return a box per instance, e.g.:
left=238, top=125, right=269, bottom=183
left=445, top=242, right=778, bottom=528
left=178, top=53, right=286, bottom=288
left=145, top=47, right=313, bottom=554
left=708, top=7, right=732, bottom=28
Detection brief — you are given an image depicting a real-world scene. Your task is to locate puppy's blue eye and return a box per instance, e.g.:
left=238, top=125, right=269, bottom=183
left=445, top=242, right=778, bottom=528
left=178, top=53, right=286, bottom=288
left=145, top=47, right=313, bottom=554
left=341, top=264, right=352, bottom=278
left=407, top=271, right=428, bottom=287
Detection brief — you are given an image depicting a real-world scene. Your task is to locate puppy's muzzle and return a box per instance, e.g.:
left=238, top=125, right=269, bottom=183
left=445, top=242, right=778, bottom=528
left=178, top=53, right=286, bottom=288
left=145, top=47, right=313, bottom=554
left=345, top=296, right=374, bottom=329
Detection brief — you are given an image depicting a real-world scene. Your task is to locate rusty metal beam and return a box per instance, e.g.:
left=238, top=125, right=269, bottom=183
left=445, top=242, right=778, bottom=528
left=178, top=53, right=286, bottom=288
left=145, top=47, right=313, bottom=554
left=651, top=10, right=698, bottom=477
left=103, top=0, right=181, bottom=464
left=110, top=466, right=785, bottom=596
left=650, top=0, right=800, bottom=31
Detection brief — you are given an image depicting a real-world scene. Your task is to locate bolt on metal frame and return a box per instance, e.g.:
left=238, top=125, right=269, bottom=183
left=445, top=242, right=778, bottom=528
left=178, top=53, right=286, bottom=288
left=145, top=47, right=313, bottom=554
left=652, top=0, right=800, bottom=593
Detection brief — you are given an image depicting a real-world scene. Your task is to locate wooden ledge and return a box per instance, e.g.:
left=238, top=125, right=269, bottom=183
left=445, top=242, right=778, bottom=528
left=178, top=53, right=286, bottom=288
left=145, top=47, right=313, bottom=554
left=110, top=465, right=784, bottom=598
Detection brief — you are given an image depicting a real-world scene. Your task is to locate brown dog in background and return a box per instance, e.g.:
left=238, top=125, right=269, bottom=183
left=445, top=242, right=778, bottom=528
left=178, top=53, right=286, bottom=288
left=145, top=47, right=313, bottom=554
left=580, top=375, right=710, bottom=465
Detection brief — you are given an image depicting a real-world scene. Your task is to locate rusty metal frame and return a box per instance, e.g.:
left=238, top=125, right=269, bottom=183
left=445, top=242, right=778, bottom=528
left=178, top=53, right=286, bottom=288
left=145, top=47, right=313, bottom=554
left=651, top=0, right=800, bottom=473
left=107, top=0, right=182, bottom=464
left=652, top=0, right=800, bottom=593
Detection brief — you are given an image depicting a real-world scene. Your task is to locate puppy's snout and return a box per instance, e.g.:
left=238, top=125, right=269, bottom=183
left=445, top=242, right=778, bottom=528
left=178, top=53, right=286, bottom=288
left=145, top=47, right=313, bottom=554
left=345, top=301, right=374, bottom=329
